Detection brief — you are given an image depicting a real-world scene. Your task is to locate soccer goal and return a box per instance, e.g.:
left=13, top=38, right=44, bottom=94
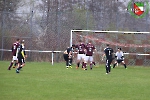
left=70, top=30, right=150, bottom=66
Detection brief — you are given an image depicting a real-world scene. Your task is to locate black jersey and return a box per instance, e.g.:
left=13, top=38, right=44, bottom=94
left=67, top=47, right=73, bottom=55
left=17, top=44, right=26, bottom=58
left=104, top=47, right=113, bottom=59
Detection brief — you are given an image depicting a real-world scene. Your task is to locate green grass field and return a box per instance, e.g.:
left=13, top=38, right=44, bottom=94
left=0, top=61, right=150, bottom=100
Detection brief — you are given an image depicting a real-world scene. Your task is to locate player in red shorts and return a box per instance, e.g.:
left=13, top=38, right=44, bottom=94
left=84, top=40, right=96, bottom=70
left=8, top=38, right=20, bottom=70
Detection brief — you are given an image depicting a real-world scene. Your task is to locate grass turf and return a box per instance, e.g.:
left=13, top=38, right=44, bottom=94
left=0, top=61, right=150, bottom=100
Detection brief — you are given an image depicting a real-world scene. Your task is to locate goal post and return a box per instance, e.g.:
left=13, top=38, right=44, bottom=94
left=71, top=30, right=150, bottom=66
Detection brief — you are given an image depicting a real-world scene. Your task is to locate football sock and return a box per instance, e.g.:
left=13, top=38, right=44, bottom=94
left=19, top=67, right=22, bottom=70
left=109, top=65, right=111, bottom=72
left=14, top=62, right=18, bottom=66
left=113, top=63, right=117, bottom=68
left=66, top=61, right=69, bottom=66
left=90, top=63, right=93, bottom=70
left=8, top=62, right=13, bottom=68
left=124, top=64, right=127, bottom=68
left=92, top=62, right=96, bottom=66
left=84, top=63, right=87, bottom=69
left=77, top=62, right=80, bottom=67
left=82, top=62, right=84, bottom=68
left=68, top=60, right=71, bottom=66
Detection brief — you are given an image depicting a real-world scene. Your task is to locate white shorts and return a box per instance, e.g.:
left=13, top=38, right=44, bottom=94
left=85, top=56, right=93, bottom=62
left=13, top=56, right=18, bottom=61
left=77, top=54, right=85, bottom=61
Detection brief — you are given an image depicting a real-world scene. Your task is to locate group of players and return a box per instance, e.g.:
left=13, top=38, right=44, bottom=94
left=8, top=38, right=127, bottom=74
left=102, top=44, right=127, bottom=74
left=7, top=38, right=27, bottom=73
left=64, top=40, right=127, bottom=74
left=63, top=40, right=96, bottom=70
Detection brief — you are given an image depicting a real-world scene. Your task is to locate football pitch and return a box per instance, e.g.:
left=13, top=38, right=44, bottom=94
left=0, top=61, right=150, bottom=100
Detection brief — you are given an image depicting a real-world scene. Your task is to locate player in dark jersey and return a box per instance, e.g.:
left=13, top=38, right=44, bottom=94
left=16, top=40, right=27, bottom=73
left=84, top=41, right=96, bottom=70
left=8, top=38, right=20, bottom=70
left=76, top=40, right=86, bottom=69
left=63, top=44, right=76, bottom=69
left=102, top=44, right=114, bottom=74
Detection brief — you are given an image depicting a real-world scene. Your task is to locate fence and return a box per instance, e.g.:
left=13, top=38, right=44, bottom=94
left=0, top=0, right=150, bottom=64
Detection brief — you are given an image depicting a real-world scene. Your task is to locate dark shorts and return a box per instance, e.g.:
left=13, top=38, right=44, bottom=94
left=106, top=58, right=113, bottom=63
left=117, top=60, right=123, bottom=63
left=18, top=57, right=25, bottom=65
left=63, top=54, right=68, bottom=61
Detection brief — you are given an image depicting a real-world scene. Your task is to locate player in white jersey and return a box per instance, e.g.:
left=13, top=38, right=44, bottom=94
left=113, top=48, right=127, bottom=69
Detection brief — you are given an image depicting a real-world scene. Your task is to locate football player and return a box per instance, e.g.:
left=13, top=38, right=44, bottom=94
left=102, top=44, right=114, bottom=74
left=16, top=40, right=27, bottom=73
left=113, top=48, right=127, bottom=69
left=8, top=38, right=20, bottom=70
left=84, top=40, right=96, bottom=70
left=75, top=40, right=86, bottom=69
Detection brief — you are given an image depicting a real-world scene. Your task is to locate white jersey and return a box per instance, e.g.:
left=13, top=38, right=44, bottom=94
left=115, top=51, right=124, bottom=60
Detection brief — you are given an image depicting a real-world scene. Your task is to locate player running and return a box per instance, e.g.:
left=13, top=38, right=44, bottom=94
left=84, top=40, right=96, bottom=70
left=8, top=38, right=20, bottom=70
left=16, top=40, right=27, bottom=73
left=113, top=48, right=127, bottom=69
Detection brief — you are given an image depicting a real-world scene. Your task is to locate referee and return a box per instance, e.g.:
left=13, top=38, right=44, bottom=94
left=63, top=44, right=75, bottom=69
left=102, top=44, right=114, bottom=74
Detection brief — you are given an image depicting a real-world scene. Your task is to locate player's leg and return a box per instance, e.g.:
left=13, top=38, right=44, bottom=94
left=16, top=58, right=22, bottom=73
left=76, top=54, right=81, bottom=69
left=108, top=59, right=113, bottom=73
left=19, top=58, right=26, bottom=70
left=81, top=54, right=85, bottom=69
left=89, top=56, right=94, bottom=70
left=8, top=56, right=15, bottom=70
left=8, top=61, right=13, bottom=70
left=64, top=54, right=69, bottom=69
left=12, top=56, right=18, bottom=68
left=121, top=60, right=127, bottom=69
left=83, top=56, right=89, bottom=70
left=113, top=61, right=117, bottom=68
left=13, top=60, right=18, bottom=68
left=68, top=57, right=73, bottom=68
left=92, top=61, right=96, bottom=66
left=105, top=59, right=109, bottom=74
left=113, top=60, right=120, bottom=68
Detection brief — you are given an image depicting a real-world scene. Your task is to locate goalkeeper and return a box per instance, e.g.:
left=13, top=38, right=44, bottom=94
left=113, top=48, right=127, bottom=69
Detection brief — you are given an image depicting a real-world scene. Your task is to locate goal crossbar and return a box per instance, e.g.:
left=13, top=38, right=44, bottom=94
left=71, top=30, right=150, bottom=33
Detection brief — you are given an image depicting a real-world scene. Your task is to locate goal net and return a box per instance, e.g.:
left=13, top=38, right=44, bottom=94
left=71, top=30, right=150, bottom=66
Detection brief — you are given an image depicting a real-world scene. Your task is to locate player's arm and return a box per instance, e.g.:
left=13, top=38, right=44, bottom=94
left=102, top=48, right=106, bottom=60
left=68, top=51, right=72, bottom=58
left=24, top=49, right=27, bottom=58
left=93, top=47, right=97, bottom=54
left=21, top=51, right=25, bottom=58
left=115, top=52, right=118, bottom=59
left=102, top=53, right=105, bottom=61
left=11, top=45, right=13, bottom=52
left=64, top=50, right=68, bottom=54
left=20, top=45, right=25, bottom=58
left=121, top=52, right=124, bottom=60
